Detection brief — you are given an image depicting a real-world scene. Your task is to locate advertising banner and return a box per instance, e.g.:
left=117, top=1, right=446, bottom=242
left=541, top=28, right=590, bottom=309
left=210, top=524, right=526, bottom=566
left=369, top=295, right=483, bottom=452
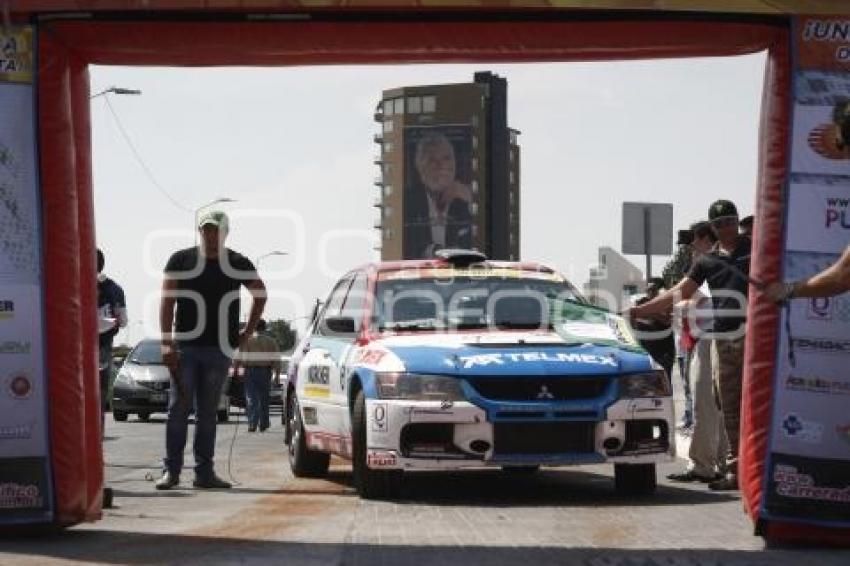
left=402, top=125, right=475, bottom=259
left=0, top=27, right=53, bottom=524
left=762, top=16, right=850, bottom=527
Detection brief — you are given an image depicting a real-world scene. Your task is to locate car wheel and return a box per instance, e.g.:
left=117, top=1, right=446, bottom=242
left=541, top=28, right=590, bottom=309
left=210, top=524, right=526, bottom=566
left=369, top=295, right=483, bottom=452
left=352, top=390, right=401, bottom=500
left=502, top=465, right=540, bottom=474
left=287, top=393, right=330, bottom=478
left=113, top=410, right=128, bottom=422
left=217, top=409, right=229, bottom=423
left=614, top=463, right=657, bottom=495
left=138, top=412, right=151, bottom=422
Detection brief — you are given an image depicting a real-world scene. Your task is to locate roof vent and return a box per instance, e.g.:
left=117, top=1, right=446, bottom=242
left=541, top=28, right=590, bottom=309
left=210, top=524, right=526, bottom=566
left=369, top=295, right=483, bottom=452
left=434, top=249, right=487, bottom=267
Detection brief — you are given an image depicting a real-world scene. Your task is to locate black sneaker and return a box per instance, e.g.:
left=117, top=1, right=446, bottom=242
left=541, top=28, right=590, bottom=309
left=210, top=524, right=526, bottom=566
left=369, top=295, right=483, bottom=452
left=247, top=426, right=257, bottom=432
left=708, top=474, right=738, bottom=491
left=193, top=474, right=232, bottom=489
left=155, top=471, right=180, bottom=490
left=666, top=470, right=715, bottom=483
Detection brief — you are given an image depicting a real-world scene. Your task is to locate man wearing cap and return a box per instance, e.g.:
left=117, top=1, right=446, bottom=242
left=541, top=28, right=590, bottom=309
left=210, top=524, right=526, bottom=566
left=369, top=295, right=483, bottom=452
left=629, top=200, right=751, bottom=491
left=156, top=210, right=267, bottom=490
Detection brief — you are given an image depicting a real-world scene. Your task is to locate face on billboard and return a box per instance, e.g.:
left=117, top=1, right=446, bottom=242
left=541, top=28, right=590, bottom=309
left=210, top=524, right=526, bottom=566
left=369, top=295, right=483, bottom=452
left=416, top=136, right=457, bottom=194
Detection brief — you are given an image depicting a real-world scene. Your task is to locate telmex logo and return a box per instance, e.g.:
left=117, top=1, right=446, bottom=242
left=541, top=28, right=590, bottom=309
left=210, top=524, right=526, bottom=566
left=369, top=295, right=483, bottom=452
left=0, top=300, right=13, bottom=320
left=792, top=337, right=850, bottom=354
left=458, top=352, right=617, bottom=369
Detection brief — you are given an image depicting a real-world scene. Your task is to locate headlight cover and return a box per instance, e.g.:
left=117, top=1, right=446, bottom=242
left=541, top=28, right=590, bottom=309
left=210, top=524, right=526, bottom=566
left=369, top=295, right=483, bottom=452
left=115, top=371, right=136, bottom=385
left=375, top=372, right=465, bottom=401
left=618, top=371, right=671, bottom=398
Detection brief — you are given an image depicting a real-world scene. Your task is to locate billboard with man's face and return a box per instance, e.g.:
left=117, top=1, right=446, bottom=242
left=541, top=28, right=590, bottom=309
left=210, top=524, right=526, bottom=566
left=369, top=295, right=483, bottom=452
left=402, top=125, right=475, bottom=259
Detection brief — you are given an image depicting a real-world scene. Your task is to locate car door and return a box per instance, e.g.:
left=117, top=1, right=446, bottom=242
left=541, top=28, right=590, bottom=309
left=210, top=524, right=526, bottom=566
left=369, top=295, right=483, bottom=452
left=333, top=271, right=369, bottom=409
left=296, top=275, right=355, bottom=452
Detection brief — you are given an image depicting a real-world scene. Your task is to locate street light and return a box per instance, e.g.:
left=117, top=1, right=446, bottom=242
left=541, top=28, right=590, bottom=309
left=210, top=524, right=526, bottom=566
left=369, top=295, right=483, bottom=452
left=90, top=86, right=142, bottom=99
left=255, top=251, right=288, bottom=267
left=194, top=197, right=236, bottom=244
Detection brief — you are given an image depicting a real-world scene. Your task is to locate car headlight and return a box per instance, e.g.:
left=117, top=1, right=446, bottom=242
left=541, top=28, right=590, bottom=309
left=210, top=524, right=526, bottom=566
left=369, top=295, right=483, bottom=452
left=618, top=371, right=670, bottom=398
left=115, top=371, right=135, bottom=385
left=375, top=372, right=465, bottom=401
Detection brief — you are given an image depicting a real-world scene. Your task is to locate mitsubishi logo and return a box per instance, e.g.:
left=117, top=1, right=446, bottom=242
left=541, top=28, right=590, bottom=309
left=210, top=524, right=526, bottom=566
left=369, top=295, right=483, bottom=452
left=536, top=385, right=555, bottom=400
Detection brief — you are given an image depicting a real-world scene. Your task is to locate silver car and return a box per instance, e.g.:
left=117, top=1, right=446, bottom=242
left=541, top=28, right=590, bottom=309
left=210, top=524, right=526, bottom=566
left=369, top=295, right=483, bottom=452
left=111, top=339, right=231, bottom=422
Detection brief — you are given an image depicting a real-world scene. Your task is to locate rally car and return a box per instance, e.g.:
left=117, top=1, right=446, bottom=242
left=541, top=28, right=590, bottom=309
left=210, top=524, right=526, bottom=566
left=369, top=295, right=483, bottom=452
left=284, top=250, right=674, bottom=499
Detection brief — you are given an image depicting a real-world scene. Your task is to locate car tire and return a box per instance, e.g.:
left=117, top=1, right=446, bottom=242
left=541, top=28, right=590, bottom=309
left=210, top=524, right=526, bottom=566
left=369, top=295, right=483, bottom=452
left=137, top=412, right=151, bottom=422
left=113, top=410, right=128, bottom=422
left=352, top=390, right=401, bottom=500
left=502, top=465, right=540, bottom=474
left=287, top=394, right=330, bottom=478
left=614, top=463, right=657, bottom=495
left=217, top=409, right=229, bottom=423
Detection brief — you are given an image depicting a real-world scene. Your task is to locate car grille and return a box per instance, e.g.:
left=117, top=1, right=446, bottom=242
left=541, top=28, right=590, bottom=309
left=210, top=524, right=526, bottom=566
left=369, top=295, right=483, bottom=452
left=135, top=380, right=170, bottom=391
left=467, top=376, right=611, bottom=401
left=494, top=421, right=596, bottom=455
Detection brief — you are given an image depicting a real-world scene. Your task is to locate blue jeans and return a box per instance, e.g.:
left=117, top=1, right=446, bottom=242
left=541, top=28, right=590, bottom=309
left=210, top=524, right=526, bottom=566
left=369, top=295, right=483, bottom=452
left=245, top=366, right=272, bottom=430
left=163, top=344, right=230, bottom=478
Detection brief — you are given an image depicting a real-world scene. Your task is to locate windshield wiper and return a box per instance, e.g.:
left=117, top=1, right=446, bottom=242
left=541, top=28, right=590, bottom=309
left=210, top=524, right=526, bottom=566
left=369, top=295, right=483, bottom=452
left=495, top=321, right=553, bottom=330
left=379, top=319, right=443, bottom=331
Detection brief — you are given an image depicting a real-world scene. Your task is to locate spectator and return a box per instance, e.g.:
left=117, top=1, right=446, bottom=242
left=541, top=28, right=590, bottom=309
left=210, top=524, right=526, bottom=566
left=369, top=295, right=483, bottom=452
left=97, top=248, right=128, bottom=422
left=739, top=215, right=753, bottom=238
left=667, top=221, right=729, bottom=483
left=236, top=319, right=281, bottom=432
left=630, top=200, right=751, bottom=491
left=156, top=210, right=267, bottom=490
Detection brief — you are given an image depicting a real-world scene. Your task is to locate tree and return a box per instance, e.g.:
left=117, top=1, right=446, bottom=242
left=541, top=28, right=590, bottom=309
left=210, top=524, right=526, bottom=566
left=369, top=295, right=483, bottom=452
left=661, top=245, right=692, bottom=289
left=266, top=319, right=297, bottom=353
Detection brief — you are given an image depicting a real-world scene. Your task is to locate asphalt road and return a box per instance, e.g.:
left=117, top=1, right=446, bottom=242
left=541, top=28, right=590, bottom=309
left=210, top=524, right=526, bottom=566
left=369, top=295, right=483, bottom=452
left=1, top=404, right=848, bottom=565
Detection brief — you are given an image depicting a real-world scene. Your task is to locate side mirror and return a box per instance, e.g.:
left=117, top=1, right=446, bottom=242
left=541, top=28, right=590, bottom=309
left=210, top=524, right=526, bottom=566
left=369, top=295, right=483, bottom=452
left=323, top=316, right=356, bottom=335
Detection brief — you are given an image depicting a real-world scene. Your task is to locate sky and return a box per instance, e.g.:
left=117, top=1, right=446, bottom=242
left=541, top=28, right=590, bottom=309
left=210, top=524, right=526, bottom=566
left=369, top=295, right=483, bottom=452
left=90, top=52, right=767, bottom=345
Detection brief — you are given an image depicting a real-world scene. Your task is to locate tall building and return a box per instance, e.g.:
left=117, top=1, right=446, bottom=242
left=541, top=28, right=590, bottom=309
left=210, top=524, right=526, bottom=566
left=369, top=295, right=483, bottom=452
left=373, top=72, right=520, bottom=261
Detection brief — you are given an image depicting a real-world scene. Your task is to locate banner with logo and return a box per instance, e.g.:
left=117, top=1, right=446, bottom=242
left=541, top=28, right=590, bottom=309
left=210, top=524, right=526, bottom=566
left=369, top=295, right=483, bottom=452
left=0, top=27, right=53, bottom=524
left=762, top=17, right=850, bottom=527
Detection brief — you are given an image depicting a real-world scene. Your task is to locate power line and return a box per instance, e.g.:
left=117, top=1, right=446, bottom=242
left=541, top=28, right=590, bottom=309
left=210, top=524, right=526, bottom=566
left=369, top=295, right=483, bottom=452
left=101, top=95, right=192, bottom=213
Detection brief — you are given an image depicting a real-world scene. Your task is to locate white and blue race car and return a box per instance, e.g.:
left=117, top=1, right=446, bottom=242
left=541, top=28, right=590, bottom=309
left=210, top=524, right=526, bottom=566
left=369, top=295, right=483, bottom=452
left=284, top=250, right=674, bottom=499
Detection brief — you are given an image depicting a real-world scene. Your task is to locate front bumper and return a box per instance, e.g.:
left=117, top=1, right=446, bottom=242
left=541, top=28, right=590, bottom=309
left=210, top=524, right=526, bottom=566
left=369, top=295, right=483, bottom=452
left=364, top=397, right=675, bottom=470
left=112, top=382, right=170, bottom=413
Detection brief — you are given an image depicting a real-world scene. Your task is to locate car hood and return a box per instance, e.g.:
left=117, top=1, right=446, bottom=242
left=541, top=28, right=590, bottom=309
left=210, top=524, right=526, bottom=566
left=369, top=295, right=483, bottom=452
left=122, top=363, right=171, bottom=381
left=371, top=329, right=652, bottom=377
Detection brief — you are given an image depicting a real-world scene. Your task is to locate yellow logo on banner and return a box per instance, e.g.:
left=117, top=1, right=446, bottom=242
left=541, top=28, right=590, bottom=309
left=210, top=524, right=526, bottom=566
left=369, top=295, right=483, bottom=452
left=1, top=28, right=33, bottom=84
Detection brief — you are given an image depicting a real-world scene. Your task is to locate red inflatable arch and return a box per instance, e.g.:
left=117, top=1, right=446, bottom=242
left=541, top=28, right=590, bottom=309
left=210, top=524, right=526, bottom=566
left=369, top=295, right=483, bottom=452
left=5, top=1, right=848, bottom=544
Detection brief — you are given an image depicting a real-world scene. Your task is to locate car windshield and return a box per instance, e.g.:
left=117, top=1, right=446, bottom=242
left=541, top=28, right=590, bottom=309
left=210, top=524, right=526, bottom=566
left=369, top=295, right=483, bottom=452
left=373, top=268, right=584, bottom=332
left=128, top=340, right=163, bottom=365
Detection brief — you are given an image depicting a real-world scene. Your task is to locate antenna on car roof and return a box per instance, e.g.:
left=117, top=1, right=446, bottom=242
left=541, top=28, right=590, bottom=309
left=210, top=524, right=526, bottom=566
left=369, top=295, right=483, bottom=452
left=434, top=248, right=488, bottom=267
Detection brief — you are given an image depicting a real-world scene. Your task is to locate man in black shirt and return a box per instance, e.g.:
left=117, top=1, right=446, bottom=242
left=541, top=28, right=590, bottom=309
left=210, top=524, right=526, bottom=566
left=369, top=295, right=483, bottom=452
left=629, top=200, right=751, bottom=491
left=156, top=210, right=267, bottom=490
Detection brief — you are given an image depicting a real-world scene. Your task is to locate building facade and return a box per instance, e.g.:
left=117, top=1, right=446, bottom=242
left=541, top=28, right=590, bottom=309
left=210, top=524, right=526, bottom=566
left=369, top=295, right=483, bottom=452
left=374, top=72, right=520, bottom=260
left=583, top=246, right=647, bottom=312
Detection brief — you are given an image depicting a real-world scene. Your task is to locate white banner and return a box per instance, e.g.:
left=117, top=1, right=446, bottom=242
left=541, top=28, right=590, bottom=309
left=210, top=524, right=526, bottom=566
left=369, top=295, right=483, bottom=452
left=0, top=26, right=52, bottom=524
left=763, top=16, right=850, bottom=527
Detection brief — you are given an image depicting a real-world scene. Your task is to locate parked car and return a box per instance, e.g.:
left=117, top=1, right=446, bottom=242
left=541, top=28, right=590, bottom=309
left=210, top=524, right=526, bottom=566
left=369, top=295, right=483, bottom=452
left=284, top=250, right=674, bottom=499
left=111, top=339, right=231, bottom=422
